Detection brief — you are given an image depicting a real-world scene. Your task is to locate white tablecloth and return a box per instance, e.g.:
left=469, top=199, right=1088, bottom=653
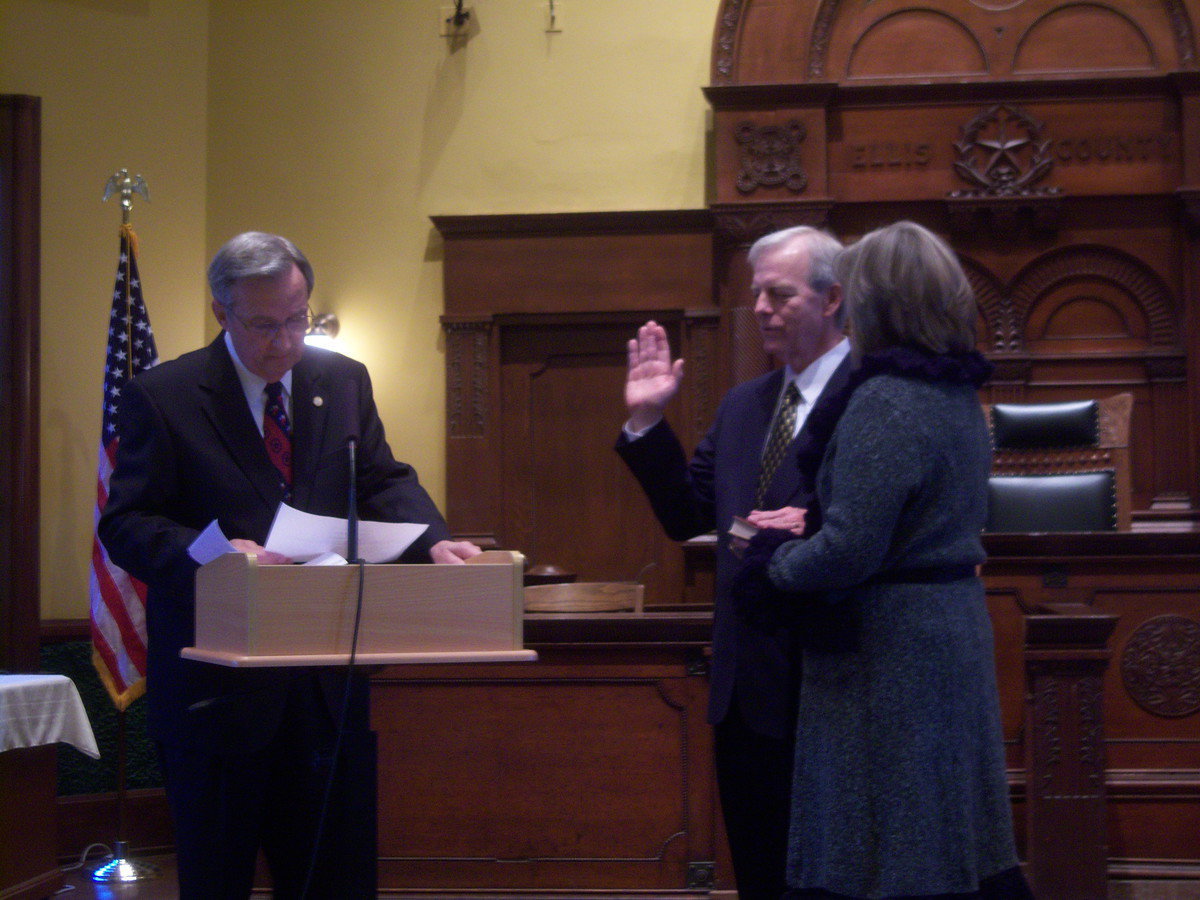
left=0, top=673, right=100, bottom=758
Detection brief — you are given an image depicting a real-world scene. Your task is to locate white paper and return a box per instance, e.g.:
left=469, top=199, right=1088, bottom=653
left=305, top=550, right=348, bottom=566
left=188, top=519, right=239, bottom=565
left=264, top=502, right=428, bottom=563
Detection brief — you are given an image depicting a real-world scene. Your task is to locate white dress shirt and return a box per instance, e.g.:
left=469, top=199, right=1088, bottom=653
left=777, top=336, right=851, bottom=440
left=224, top=331, right=293, bottom=435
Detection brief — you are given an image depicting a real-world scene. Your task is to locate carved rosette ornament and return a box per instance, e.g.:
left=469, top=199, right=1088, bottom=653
left=735, top=121, right=808, bottom=195
left=947, top=104, right=1062, bottom=232
left=1121, top=615, right=1200, bottom=718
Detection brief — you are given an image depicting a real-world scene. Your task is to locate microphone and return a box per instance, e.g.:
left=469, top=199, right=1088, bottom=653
left=346, top=434, right=359, bottom=563
left=341, top=378, right=361, bottom=564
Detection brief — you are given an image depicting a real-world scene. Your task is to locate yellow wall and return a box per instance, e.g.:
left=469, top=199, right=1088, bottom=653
left=2, top=0, right=719, bottom=619
left=0, top=0, right=210, bottom=619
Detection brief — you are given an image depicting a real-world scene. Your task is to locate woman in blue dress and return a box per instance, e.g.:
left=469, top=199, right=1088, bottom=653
left=737, top=220, right=1033, bottom=899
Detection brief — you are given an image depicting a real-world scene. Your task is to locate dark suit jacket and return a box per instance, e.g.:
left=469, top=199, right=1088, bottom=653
left=98, top=335, right=451, bottom=751
left=616, top=357, right=853, bottom=740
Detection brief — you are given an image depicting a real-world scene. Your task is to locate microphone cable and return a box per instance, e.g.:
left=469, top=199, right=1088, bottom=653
left=298, top=556, right=368, bottom=900
left=299, top=434, right=367, bottom=900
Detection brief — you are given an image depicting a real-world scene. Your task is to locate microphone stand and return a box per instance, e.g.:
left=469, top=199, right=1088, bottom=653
left=346, top=437, right=358, bottom=564
left=299, top=436, right=367, bottom=900
left=90, top=708, right=161, bottom=883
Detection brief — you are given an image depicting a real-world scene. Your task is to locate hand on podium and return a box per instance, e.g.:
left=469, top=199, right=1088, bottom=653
left=431, top=539, right=482, bottom=564
left=229, top=538, right=291, bottom=565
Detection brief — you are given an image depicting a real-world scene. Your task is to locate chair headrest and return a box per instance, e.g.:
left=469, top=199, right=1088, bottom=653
left=986, top=471, right=1117, bottom=533
left=991, top=400, right=1099, bottom=449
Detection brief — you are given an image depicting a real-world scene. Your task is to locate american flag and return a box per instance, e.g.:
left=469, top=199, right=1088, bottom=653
left=90, top=224, right=158, bottom=710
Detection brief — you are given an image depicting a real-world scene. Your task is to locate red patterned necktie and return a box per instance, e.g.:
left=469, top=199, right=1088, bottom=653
left=263, top=381, right=293, bottom=500
left=755, top=381, right=802, bottom=508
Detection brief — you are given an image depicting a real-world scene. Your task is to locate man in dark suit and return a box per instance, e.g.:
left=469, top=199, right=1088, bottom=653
left=616, top=226, right=851, bottom=900
left=98, top=231, right=479, bottom=899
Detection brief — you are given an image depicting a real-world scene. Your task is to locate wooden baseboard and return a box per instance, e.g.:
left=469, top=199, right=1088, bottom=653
left=56, top=788, right=173, bottom=862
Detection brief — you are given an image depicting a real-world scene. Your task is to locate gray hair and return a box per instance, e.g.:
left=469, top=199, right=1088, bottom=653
left=749, top=225, right=842, bottom=290
left=748, top=225, right=846, bottom=325
left=207, top=232, right=314, bottom=307
left=835, top=220, right=977, bottom=356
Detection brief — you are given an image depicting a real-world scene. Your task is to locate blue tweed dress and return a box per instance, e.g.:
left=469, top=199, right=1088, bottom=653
left=767, top=373, right=1020, bottom=899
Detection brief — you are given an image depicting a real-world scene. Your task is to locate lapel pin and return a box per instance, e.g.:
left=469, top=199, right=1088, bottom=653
left=313, top=396, right=324, bottom=407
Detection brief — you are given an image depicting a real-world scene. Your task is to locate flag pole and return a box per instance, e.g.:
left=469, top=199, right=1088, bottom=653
left=91, top=170, right=160, bottom=885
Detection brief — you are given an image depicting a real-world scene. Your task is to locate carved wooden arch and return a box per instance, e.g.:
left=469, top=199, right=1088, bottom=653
left=711, top=0, right=1199, bottom=85
left=845, top=8, right=988, bottom=81
left=1008, top=244, right=1179, bottom=350
left=1012, top=3, right=1159, bottom=74
left=960, top=256, right=1014, bottom=353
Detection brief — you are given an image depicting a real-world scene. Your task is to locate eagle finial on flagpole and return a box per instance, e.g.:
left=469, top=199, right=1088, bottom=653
left=102, top=168, right=150, bottom=225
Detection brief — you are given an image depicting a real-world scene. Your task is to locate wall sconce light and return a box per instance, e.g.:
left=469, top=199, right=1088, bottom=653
left=305, top=311, right=340, bottom=349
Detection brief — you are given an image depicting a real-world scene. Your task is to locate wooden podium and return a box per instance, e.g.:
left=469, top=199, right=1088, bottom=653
left=182, top=550, right=536, bottom=667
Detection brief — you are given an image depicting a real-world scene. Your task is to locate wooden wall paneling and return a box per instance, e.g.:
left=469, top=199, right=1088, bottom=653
left=1142, top=357, right=1192, bottom=519
left=983, top=589, right=1030, bottom=764
left=1107, top=795, right=1200, bottom=880
left=680, top=310, right=723, bottom=455
left=371, top=642, right=718, bottom=893
left=1177, top=72, right=1200, bottom=185
left=1095, top=580, right=1200, bottom=871
left=0, top=746, right=61, bottom=900
left=984, top=532, right=1200, bottom=880
left=0, top=95, right=40, bottom=673
left=497, top=316, right=690, bottom=603
left=1177, top=73, right=1200, bottom=528
left=435, top=212, right=718, bottom=598
left=56, top=788, right=173, bottom=861
left=0, top=93, right=56, bottom=900
left=498, top=332, right=537, bottom=565
left=434, top=211, right=714, bottom=318
left=1022, top=612, right=1116, bottom=900
left=443, top=315, right=500, bottom=546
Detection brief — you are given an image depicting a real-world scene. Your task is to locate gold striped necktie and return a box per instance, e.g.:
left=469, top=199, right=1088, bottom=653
left=755, top=381, right=802, bottom=508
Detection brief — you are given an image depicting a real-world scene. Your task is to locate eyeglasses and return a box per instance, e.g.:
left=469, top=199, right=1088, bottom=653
left=225, top=306, right=312, bottom=340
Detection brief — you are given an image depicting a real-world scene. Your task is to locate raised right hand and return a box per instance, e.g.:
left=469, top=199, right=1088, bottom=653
left=625, top=320, right=685, bottom=432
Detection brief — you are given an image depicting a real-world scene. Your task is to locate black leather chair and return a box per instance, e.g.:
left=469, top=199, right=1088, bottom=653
left=986, top=470, right=1117, bottom=532
left=984, top=396, right=1131, bottom=533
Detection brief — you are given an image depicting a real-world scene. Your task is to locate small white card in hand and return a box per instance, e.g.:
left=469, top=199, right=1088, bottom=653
left=188, top=519, right=238, bottom=566
left=728, top=515, right=760, bottom=541
left=264, top=502, right=428, bottom=563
